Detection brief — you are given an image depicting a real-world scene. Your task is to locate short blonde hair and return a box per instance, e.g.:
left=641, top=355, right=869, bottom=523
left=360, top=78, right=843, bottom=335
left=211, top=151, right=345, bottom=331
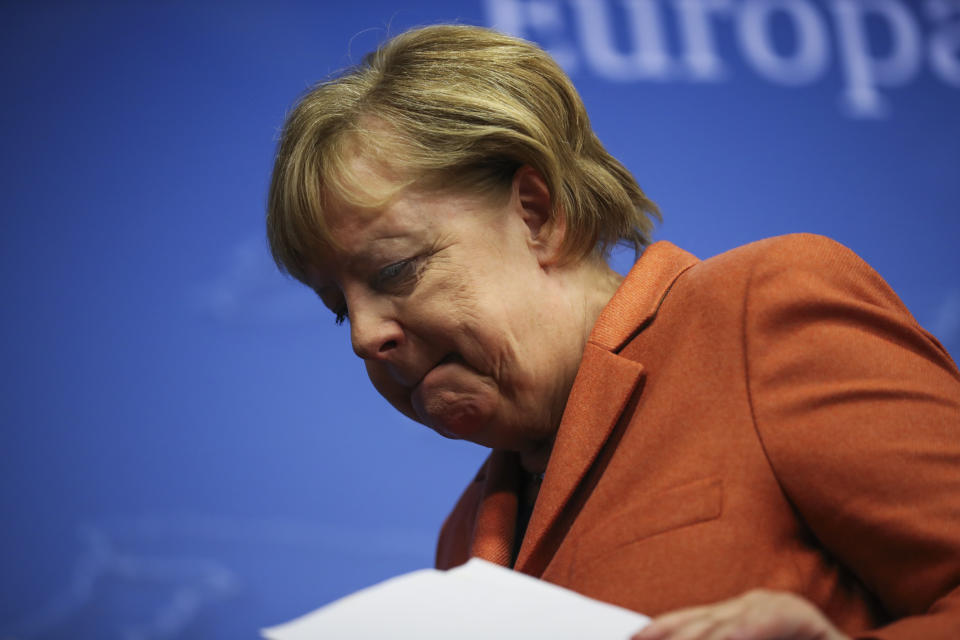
left=267, top=24, right=660, bottom=283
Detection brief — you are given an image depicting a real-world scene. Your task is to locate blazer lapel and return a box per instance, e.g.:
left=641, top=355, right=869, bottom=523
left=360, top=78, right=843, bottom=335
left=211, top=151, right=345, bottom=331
left=514, top=241, right=699, bottom=575
left=591, top=241, right=699, bottom=353
left=514, top=345, right=645, bottom=574
left=469, top=450, right=521, bottom=567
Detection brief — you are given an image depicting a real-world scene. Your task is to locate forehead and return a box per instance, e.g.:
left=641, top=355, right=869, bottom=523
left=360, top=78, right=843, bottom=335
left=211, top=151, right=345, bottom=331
left=305, top=183, right=431, bottom=286
left=307, top=181, right=505, bottom=290
left=316, top=149, right=411, bottom=242
left=324, top=141, right=407, bottom=207
left=322, top=177, right=433, bottom=241
left=321, top=144, right=478, bottom=238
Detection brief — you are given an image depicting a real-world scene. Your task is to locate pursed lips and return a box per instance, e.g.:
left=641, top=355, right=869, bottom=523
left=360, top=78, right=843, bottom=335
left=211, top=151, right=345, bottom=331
left=397, top=353, right=461, bottom=391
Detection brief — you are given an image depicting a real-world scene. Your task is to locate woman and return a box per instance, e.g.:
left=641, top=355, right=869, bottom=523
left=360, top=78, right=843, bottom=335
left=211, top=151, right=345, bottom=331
left=266, top=25, right=960, bottom=639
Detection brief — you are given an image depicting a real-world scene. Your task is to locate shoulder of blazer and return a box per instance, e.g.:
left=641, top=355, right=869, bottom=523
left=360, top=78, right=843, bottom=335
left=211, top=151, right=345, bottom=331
left=590, top=241, right=700, bottom=353
left=592, top=234, right=859, bottom=354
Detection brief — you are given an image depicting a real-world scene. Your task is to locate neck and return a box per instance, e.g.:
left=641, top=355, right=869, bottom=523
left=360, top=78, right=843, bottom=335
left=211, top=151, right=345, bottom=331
left=573, top=257, right=624, bottom=347
left=519, top=258, right=624, bottom=477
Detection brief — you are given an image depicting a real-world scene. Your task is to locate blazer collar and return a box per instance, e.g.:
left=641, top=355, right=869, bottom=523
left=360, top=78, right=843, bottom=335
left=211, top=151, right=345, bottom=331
left=590, top=241, right=699, bottom=352
left=514, top=343, right=645, bottom=573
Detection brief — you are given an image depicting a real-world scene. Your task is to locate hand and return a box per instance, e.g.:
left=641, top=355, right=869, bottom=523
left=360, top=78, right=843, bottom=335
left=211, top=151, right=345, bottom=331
left=630, top=589, right=851, bottom=640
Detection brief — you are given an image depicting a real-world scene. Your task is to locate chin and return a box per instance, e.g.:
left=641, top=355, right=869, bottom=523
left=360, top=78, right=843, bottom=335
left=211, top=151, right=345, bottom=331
left=422, top=406, right=488, bottom=441
left=412, top=384, right=498, bottom=440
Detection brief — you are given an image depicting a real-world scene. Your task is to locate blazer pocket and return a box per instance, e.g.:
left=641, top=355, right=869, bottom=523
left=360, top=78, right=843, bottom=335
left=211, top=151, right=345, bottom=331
left=571, top=476, right=724, bottom=571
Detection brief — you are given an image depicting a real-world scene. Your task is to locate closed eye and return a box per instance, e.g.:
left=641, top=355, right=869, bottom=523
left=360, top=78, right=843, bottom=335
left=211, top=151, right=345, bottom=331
left=375, top=258, right=419, bottom=292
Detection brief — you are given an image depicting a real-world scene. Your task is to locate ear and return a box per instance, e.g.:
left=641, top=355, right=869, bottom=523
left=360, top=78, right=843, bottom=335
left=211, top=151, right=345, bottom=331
left=513, top=166, right=565, bottom=266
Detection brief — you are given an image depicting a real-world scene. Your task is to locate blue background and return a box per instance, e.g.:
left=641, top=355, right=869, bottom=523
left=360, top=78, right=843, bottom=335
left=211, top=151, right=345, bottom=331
left=1, top=1, right=957, bottom=638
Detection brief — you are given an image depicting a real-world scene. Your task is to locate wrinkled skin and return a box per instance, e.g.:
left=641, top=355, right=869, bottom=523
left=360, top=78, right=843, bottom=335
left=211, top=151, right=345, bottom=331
left=305, top=163, right=621, bottom=473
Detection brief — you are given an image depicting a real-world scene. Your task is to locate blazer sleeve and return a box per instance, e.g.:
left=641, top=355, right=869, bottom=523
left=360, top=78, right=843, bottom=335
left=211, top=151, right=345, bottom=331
left=743, top=235, right=960, bottom=639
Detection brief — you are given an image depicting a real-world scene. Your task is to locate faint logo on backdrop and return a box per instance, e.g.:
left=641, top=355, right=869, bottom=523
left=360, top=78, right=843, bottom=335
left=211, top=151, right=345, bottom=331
left=3, top=519, right=238, bottom=640
left=932, top=288, right=960, bottom=351
left=486, top=0, right=960, bottom=118
left=2, top=515, right=430, bottom=640
left=189, top=236, right=319, bottom=326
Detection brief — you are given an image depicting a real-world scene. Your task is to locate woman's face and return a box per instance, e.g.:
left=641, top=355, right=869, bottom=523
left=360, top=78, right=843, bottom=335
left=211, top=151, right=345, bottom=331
left=305, top=166, right=589, bottom=459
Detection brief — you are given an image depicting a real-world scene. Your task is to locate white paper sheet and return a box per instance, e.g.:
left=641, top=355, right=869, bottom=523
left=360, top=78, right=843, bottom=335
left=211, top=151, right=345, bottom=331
left=262, top=558, right=649, bottom=639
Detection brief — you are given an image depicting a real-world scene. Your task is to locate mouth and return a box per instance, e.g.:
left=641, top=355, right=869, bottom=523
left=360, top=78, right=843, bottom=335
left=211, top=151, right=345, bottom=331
left=413, top=353, right=461, bottom=389
left=437, top=353, right=462, bottom=367
left=409, top=353, right=485, bottom=440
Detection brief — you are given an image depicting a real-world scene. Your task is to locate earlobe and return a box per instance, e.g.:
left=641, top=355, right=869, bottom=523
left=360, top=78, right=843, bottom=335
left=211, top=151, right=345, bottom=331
left=514, top=166, right=564, bottom=266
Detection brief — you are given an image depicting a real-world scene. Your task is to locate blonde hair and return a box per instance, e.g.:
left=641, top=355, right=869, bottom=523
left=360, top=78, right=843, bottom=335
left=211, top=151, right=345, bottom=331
left=267, top=24, right=660, bottom=283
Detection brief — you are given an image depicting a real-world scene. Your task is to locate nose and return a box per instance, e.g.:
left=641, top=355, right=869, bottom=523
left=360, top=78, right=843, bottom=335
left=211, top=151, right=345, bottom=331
left=349, top=298, right=404, bottom=361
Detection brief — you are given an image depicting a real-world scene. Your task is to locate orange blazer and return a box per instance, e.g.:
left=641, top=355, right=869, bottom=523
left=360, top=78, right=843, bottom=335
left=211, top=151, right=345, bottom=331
left=436, top=234, right=960, bottom=639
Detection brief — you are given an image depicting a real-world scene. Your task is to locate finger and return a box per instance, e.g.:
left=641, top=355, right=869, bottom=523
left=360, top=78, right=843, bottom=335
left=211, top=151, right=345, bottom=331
left=703, top=592, right=847, bottom=640
left=631, top=622, right=669, bottom=640
left=632, top=593, right=777, bottom=640
left=632, top=590, right=849, bottom=640
left=665, top=614, right=726, bottom=640
left=702, top=618, right=752, bottom=640
left=631, top=606, right=721, bottom=640
left=632, top=612, right=702, bottom=638
left=644, top=604, right=717, bottom=629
